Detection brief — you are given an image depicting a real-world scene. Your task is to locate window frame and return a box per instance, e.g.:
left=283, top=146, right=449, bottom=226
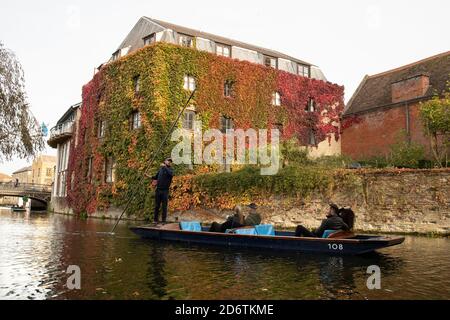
left=216, top=43, right=231, bottom=58
left=272, top=92, right=281, bottom=106
left=112, top=50, right=120, bottom=61
left=98, top=120, right=106, bottom=138
left=130, top=111, right=142, bottom=130
left=133, top=75, right=140, bottom=93
left=183, top=75, right=196, bottom=92
left=298, top=64, right=310, bottom=78
left=263, top=55, right=278, bottom=69
left=182, top=110, right=196, bottom=130
left=224, top=80, right=234, bottom=97
left=104, top=157, right=116, bottom=183
left=143, top=33, right=156, bottom=46
left=178, top=33, right=194, bottom=48
left=220, top=115, right=234, bottom=133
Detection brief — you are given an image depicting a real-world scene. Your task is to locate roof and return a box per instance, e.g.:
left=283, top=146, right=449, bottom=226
left=0, top=173, right=12, bottom=181
left=344, top=51, right=450, bottom=116
left=56, top=103, right=81, bottom=125
left=12, top=166, right=32, bottom=174
left=144, top=17, right=314, bottom=66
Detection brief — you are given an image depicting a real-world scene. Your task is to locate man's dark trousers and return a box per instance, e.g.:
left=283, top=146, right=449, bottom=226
left=154, top=189, right=169, bottom=223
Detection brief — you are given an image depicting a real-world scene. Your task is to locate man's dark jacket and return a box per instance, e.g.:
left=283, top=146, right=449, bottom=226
left=152, top=166, right=174, bottom=191
left=314, top=216, right=349, bottom=237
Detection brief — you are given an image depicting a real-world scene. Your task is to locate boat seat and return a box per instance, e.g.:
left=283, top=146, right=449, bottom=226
left=226, top=226, right=257, bottom=235
left=322, top=230, right=338, bottom=238
left=255, top=224, right=275, bottom=236
left=179, top=221, right=202, bottom=232
left=328, top=231, right=355, bottom=239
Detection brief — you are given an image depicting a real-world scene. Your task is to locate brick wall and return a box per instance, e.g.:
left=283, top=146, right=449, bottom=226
left=342, top=102, right=430, bottom=160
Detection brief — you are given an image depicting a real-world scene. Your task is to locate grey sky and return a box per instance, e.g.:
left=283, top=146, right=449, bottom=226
left=1, top=0, right=449, bottom=175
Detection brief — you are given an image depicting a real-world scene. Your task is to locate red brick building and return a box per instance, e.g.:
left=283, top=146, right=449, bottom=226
left=342, top=51, right=450, bottom=160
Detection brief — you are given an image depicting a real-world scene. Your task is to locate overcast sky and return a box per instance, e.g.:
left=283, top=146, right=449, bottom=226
left=0, top=0, right=449, bottom=175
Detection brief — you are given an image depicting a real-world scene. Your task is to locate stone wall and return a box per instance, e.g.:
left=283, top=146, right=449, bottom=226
left=173, top=169, right=450, bottom=235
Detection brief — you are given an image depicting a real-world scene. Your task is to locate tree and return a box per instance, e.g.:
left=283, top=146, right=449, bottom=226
left=419, top=80, right=450, bottom=167
left=0, top=41, right=44, bottom=162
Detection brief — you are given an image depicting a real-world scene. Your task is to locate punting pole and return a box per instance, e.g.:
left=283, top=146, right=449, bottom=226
left=108, top=89, right=196, bottom=235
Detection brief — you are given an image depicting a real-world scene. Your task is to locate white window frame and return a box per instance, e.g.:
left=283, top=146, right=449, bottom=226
left=105, top=157, right=116, bottom=183
left=98, top=120, right=106, bottom=138
left=183, top=75, right=196, bottom=91
left=272, top=92, right=281, bottom=106
left=182, top=110, right=196, bottom=130
left=179, top=34, right=194, bottom=48
left=216, top=43, right=231, bottom=57
left=298, top=64, right=310, bottom=78
left=264, top=55, right=278, bottom=69
left=131, top=111, right=141, bottom=130
left=143, top=33, right=156, bottom=46
left=220, top=116, right=233, bottom=133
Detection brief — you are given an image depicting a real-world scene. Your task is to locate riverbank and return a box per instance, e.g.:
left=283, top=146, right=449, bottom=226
left=50, top=168, right=450, bottom=236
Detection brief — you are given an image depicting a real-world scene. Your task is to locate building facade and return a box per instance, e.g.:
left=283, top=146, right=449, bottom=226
left=31, top=155, right=57, bottom=185
left=342, top=51, right=450, bottom=160
left=47, top=103, right=81, bottom=213
left=54, top=17, right=344, bottom=216
left=12, top=166, right=32, bottom=184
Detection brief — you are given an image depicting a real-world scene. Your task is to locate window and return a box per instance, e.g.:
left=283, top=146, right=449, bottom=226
left=182, top=110, right=196, bottom=130
left=264, top=55, right=277, bottom=69
left=179, top=34, right=194, bottom=48
left=272, top=92, right=281, bottom=106
left=131, top=111, right=141, bottom=130
left=133, top=75, right=140, bottom=93
left=98, top=120, right=106, bottom=138
left=105, top=157, right=116, bottom=183
left=305, top=99, right=316, bottom=112
left=224, top=81, right=234, bottom=97
left=298, top=64, right=310, bottom=78
left=220, top=116, right=233, bottom=133
left=46, top=168, right=52, bottom=177
left=87, top=157, right=93, bottom=181
left=216, top=43, right=231, bottom=57
left=112, top=50, right=120, bottom=61
left=183, top=75, right=196, bottom=91
left=308, top=129, right=316, bottom=146
left=143, top=33, right=156, bottom=46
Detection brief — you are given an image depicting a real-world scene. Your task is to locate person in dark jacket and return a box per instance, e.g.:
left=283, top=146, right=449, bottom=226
left=295, top=203, right=349, bottom=238
left=209, top=206, right=245, bottom=233
left=152, top=158, right=174, bottom=224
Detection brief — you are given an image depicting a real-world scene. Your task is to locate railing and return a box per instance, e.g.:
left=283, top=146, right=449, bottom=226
left=49, top=121, right=73, bottom=140
left=0, top=182, right=52, bottom=193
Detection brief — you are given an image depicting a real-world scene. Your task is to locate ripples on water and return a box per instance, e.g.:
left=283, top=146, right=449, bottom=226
left=0, top=209, right=449, bottom=300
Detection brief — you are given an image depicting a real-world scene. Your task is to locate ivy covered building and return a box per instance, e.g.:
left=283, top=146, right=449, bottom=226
left=51, top=17, right=345, bottom=216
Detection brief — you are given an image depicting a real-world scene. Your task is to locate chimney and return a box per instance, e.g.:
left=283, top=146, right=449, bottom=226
left=391, top=74, right=430, bottom=103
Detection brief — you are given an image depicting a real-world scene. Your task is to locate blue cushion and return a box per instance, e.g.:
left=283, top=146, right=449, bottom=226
left=180, top=221, right=202, bottom=232
left=226, top=228, right=257, bottom=235
left=322, top=230, right=338, bottom=238
left=255, top=224, right=275, bottom=236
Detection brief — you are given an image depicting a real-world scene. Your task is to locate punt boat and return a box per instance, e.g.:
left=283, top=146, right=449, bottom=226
left=130, top=222, right=405, bottom=255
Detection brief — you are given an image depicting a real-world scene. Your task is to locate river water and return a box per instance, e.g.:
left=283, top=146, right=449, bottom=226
left=0, top=209, right=448, bottom=300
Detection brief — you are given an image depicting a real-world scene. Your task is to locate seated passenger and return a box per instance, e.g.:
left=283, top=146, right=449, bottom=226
left=243, top=203, right=262, bottom=226
left=209, top=206, right=245, bottom=233
left=338, top=207, right=355, bottom=231
left=295, top=203, right=349, bottom=238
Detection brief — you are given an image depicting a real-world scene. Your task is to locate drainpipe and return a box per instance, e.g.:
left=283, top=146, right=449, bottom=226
left=405, top=102, right=411, bottom=144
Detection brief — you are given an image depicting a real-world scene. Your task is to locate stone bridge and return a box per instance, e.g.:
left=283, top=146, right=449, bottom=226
left=0, top=182, right=52, bottom=206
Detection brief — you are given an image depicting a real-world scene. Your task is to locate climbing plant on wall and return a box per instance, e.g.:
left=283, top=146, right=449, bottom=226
left=66, top=43, right=344, bottom=216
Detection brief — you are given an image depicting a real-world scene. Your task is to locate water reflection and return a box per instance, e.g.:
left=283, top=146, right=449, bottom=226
left=0, top=209, right=448, bottom=300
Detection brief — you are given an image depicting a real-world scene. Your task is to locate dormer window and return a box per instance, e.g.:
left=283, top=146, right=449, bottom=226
left=143, top=33, right=156, bottom=46
left=183, top=75, right=196, bottom=92
left=112, top=50, right=120, bottom=61
left=216, top=43, right=231, bottom=57
left=298, top=64, right=310, bottom=78
left=179, top=34, right=194, bottom=48
left=224, top=81, right=234, bottom=97
left=272, top=92, right=281, bottom=106
left=264, top=55, right=277, bottom=69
